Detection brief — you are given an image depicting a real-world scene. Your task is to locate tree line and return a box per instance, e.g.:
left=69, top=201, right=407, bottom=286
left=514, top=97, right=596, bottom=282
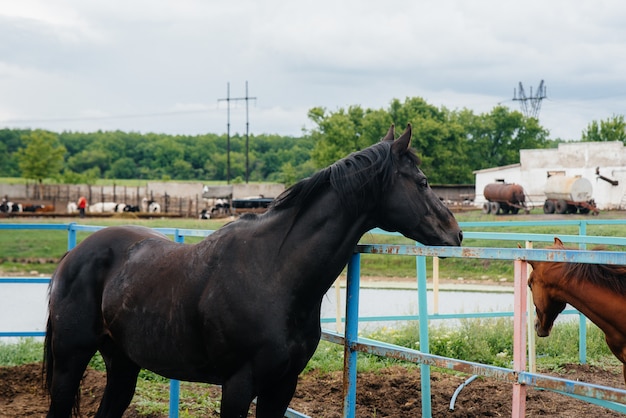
left=1, top=97, right=624, bottom=187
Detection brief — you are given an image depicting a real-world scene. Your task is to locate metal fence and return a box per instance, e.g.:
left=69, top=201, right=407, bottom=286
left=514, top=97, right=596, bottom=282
left=2, top=220, right=626, bottom=417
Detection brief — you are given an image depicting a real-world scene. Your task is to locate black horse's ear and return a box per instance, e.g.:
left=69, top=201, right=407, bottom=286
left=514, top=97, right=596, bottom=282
left=392, top=123, right=412, bottom=154
left=381, top=124, right=395, bottom=142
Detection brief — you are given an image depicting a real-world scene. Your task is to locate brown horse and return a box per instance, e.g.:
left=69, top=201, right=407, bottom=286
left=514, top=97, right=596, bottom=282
left=44, top=124, right=462, bottom=418
left=528, top=237, right=626, bottom=383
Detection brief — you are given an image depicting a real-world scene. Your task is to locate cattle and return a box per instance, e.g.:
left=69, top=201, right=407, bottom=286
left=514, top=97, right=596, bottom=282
left=89, top=202, right=127, bottom=213
left=141, top=198, right=161, bottom=213
left=23, top=204, right=45, bottom=212
left=0, top=201, right=22, bottom=213
left=67, top=202, right=78, bottom=214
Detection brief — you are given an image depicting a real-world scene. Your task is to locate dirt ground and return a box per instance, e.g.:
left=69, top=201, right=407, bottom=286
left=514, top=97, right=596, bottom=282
left=1, top=362, right=624, bottom=417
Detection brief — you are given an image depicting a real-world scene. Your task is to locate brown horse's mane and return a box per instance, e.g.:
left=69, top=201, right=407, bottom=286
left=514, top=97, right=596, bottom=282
left=561, top=255, right=626, bottom=294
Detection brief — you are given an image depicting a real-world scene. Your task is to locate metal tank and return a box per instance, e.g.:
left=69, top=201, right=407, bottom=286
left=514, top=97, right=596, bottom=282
left=544, top=176, right=592, bottom=202
left=482, top=183, right=528, bottom=215
left=542, top=176, right=598, bottom=215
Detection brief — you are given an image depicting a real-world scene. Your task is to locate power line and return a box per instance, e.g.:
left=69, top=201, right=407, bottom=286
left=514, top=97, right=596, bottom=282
left=1, top=109, right=210, bottom=124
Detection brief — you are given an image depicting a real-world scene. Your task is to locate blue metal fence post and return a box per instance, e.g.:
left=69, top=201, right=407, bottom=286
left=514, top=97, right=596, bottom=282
left=67, top=223, right=77, bottom=250
left=578, top=221, right=587, bottom=364
left=169, top=230, right=184, bottom=418
left=169, top=380, right=180, bottom=418
left=342, top=252, right=360, bottom=418
left=416, top=253, right=432, bottom=418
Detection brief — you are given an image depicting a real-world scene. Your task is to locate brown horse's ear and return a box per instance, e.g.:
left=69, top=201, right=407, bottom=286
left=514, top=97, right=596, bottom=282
left=518, top=243, right=536, bottom=268
left=554, top=237, right=565, bottom=248
left=381, top=124, right=395, bottom=142
left=391, top=123, right=412, bottom=154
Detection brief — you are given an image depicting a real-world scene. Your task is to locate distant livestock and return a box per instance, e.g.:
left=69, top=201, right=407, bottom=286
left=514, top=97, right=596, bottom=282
left=23, top=204, right=45, bottom=212
left=482, top=183, right=529, bottom=215
left=89, top=202, right=127, bottom=213
left=1, top=202, right=53, bottom=213
left=67, top=200, right=158, bottom=215
left=141, top=198, right=161, bottom=213
left=67, top=202, right=78, bottom=214
left=0, top=201, right=22, bottom=213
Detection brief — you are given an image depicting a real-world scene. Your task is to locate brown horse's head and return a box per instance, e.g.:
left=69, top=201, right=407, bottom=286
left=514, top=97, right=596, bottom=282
left=527, top=237, right=567, bottom=337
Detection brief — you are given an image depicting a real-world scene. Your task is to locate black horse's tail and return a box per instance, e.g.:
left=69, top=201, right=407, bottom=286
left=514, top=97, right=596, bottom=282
left=43, top=255, right=82, bottom=416
left=43, top=314, right=53, bottom=393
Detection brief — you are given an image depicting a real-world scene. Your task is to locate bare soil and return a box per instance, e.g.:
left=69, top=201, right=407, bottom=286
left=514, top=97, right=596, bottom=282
left=1, top=362, right=624, bottom=417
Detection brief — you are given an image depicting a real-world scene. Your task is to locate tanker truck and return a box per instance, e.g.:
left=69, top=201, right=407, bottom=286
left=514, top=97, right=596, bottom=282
left=542, top=175, right=599, bottom=215
left=482, top=183, right=529, bottom=215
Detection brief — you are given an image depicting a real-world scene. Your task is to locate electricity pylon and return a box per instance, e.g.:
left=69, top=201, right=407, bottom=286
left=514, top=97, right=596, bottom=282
left=512, top=80, right=546, bottom=119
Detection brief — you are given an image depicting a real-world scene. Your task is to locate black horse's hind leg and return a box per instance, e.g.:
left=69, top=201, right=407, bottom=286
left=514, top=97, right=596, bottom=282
left=220, top=365, right=257, bottom=418
left=255, top=374, right=299, bottom=418
left=47, top=347, right=96, bottom=417
left=96, top=342, right=141, bottom=418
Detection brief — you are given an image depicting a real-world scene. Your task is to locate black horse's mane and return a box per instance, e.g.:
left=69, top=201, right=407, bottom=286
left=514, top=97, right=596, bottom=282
left=562, top=261, right=626, bottom=294
left=270, top=140, right=421, bottom=215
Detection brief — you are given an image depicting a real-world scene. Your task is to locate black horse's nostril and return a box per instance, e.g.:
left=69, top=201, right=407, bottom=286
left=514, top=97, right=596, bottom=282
left=458, top=230, right=464, bottom=243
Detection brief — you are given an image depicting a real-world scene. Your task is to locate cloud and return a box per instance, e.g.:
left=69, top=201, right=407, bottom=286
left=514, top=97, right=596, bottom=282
left=0, top=0, right=625, bottom=140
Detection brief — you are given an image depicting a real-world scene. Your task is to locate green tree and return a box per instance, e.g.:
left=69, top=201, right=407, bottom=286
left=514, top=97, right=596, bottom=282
left=107, top=157, right=138, bottom=179
left=307, top=98, right=471, bottom=183
left=15, top=130, right=66, bottom=194
left=170, top=159, right=194, bottom=180
left=581, top=114, right=626, bottom=143
left=66, top=149, right=109, bottom=174
left=460, top=106, right=550, bottom=171
left=389, top=98, right=470, bottom=183
left=0, top=129, right=26, bottom=176
left=308, top=105, right=371, bottom=168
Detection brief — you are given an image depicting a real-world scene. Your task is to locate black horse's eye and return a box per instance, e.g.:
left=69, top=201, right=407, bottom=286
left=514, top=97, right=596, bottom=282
left=418, top=178, right=428, bottom=189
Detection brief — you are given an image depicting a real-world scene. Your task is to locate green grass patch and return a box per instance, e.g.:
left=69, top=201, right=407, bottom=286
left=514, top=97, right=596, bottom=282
left=0, top=338, right=44, bottom=366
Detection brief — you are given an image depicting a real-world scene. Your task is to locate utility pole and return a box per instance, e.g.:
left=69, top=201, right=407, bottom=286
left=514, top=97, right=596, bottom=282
left=218, top=82, right=257, bottom=183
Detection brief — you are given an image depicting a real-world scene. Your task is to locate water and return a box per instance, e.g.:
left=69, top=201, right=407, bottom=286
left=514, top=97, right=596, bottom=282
left=0, top=283, right=48, bottom=337
left=321, top=286, right=516, bottom=332
left=0, top=282, right=571, bottom=339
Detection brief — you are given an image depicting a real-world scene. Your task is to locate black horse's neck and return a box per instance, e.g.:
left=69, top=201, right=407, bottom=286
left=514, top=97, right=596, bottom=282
left=255, top=142, right=395, bottom=301
left=264, top=187, right=373, bottom=302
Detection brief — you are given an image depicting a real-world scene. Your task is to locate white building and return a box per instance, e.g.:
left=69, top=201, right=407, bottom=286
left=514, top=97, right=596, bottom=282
left=474, top=141, right=626, bottom=210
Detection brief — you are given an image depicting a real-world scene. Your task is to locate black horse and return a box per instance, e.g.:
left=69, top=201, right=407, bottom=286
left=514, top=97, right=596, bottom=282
left=44, top=124, right=463, bottom=417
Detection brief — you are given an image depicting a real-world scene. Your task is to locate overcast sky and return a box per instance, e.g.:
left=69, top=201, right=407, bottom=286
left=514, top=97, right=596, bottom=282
left=1, top=1, right=625, bottom=141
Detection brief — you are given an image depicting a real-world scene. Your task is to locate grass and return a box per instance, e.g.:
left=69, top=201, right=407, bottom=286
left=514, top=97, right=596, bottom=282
left=3, top=209, right=626, bottom=279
